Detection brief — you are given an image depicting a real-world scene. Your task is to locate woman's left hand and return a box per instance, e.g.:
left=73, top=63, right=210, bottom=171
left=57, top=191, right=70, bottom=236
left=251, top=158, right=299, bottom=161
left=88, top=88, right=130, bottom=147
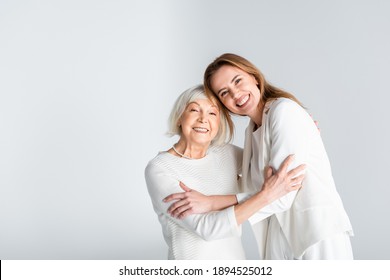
left=163, top=182, right=213, bottom=219
left=261, top=154, right=305, bottom=201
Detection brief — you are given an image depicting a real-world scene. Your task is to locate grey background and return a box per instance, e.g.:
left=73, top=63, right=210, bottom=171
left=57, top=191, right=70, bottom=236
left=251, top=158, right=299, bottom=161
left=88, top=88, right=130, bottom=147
left=1, top=0, right=389, bottom=259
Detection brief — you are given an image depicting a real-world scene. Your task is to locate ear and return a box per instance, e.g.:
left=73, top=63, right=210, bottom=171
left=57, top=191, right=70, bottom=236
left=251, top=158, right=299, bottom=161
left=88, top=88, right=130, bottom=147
left=177, top=116, right=181, bottom=127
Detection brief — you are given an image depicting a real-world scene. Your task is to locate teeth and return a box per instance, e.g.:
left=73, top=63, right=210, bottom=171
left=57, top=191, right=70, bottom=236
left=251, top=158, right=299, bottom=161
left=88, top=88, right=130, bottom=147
left=193, top=127, right=208, bottom=132
left=237, top=95, right=249, bottom=106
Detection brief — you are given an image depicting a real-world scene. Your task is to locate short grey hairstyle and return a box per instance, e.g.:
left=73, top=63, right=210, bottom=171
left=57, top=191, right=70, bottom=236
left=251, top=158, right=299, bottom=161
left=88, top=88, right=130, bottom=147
left=167, top=84, right=231, bottom=146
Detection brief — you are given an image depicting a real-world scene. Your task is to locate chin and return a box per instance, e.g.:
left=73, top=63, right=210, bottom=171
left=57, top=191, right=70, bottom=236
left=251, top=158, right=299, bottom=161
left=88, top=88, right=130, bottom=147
left=193, top=138, right=213, bottom=146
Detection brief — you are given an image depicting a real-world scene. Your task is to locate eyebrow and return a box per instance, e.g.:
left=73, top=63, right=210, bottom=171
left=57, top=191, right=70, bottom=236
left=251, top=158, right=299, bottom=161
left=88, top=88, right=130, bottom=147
left=188, top=101, right=218, bottom=109
left=189, top=102, right=200, bottom=106
left=231, top=74, right=240, bottom=83
left=217, top=74, right=240, bottom=95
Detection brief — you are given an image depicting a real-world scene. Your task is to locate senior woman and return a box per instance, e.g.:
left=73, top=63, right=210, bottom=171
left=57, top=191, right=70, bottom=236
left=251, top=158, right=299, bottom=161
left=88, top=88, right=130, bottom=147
left=144, top=84, right=305, bottom=260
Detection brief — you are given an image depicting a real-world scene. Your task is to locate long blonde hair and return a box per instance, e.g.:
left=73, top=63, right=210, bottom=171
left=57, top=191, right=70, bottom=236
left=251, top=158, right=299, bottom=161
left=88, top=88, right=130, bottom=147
left=204, top=53, right=303, bottom=111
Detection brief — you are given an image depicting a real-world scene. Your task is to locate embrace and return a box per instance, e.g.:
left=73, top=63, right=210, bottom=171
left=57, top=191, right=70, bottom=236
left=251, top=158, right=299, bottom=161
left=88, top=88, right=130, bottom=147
left=145, top=53, right=353, bottom=260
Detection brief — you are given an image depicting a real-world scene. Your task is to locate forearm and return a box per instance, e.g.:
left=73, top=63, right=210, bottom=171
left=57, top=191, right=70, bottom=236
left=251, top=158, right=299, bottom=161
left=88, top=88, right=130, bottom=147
left=234, top=157, right=303, bottom=226
left=234, top=190, right=272, bottom=225
left=184, top=207, right=241, bottom=241
left=209, top=194, right=238, bottom=211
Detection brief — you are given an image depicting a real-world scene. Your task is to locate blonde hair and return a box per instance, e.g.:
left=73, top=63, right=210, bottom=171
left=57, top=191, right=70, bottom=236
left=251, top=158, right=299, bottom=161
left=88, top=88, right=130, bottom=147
left=204, top=53, right=303, bottom=114
left=167, top=84, right=233, bottom=145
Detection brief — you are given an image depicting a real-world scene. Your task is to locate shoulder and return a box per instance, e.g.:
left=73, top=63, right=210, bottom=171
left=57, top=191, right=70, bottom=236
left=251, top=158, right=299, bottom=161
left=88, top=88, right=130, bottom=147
left=210, top=143, right=243, bottom=158
left=209, top=144, right=243, bottom=168
left=268, top=98, right=302, bottom=114
left=267, top=98, right=308, bottom=122
left=144, top=152, right=171, bottom=178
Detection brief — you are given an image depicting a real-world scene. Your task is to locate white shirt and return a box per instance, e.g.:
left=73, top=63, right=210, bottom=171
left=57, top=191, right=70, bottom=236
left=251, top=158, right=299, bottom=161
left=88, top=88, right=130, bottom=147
left=145, top=144, right=246, bottom=260
left=239, top=98, right=353, bottom=258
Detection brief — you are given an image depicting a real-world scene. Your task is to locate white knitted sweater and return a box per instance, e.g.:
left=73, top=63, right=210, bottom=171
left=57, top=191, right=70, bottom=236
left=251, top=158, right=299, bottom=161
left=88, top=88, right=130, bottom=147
left=145, top=144, right=246, bottom=260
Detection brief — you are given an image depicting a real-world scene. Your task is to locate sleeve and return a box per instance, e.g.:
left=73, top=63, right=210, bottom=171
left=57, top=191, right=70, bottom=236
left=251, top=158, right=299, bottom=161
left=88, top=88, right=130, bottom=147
left=145, top=161, right=241, bottom=241
left=247, top=100, right=314, bottom=224
left=230, top=144, right=243, bottom=188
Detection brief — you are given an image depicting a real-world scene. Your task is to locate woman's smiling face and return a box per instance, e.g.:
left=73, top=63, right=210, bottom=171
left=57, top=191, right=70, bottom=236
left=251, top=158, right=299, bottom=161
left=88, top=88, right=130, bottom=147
left=210, top=65, right=261, bottom=118
left=179, top=98, right=220, bottom=146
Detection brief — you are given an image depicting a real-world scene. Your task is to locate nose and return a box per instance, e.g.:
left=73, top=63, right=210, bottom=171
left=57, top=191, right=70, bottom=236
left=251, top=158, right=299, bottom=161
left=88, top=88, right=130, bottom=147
left=198, top=112, right=208, bottom=123
left=231, top=88, right=240, bottom=100
left=198, top=117, right=207, bottom=123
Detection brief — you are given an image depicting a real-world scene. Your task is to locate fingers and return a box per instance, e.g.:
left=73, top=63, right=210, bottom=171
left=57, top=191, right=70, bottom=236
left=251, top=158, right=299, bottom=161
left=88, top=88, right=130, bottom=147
left=167, top=199, right=189, bottom=214
left=287, top=174, right=305, bottom=192
left=163, top=182, right=197, bottom=219
left=169, top=202, right=192, bottom=218
left=163, top=193, right=184, bottom=202
left=287, top=163, right=306, bottom=177
left=178, top=209, right=193, bottom=219
left=163, top=182, right=191, bottom=202
left=179, top=181, right=192, bottom=192
left=290, top=182, right=304, bottom=191
left=264, top=166, right=273, bottom=179
left=278, top=154, right=295, bottom=174
left=165, top=182, right=193, bottom=217
left=290, top=174, right=305, bottom=186
left=163, top=192, right=192, bottom=202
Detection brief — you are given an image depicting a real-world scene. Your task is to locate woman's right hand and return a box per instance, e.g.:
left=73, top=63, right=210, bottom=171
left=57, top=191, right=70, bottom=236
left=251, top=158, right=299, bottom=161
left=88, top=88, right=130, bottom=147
left=163, top=182, right=215, bottom=219
left=164, top=182, right=238, bottom=219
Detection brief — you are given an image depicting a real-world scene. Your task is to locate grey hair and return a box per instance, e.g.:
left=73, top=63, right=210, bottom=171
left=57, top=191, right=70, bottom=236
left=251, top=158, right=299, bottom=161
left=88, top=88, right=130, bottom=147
left=167, top=84, right=231, bottom=146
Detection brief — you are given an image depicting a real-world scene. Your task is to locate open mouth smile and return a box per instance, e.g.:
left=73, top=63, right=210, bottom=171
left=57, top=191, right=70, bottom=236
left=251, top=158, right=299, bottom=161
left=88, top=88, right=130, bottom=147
left=236, top=95, right=250, bottom=107
left=193, top=127, right=209, bottom=133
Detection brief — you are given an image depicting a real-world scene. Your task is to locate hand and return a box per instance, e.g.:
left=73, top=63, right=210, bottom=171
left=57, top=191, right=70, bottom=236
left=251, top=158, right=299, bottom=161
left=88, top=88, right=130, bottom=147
left=163, top=182, right=213, bottom=219
left=261, top=154, right=306, bottom=202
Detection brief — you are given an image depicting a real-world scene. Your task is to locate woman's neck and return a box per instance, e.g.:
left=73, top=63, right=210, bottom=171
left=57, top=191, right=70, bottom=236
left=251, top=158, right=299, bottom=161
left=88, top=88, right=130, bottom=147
left=249, top=102, right=264, bottom=129
left=251, top=113, right=263, bottom=129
